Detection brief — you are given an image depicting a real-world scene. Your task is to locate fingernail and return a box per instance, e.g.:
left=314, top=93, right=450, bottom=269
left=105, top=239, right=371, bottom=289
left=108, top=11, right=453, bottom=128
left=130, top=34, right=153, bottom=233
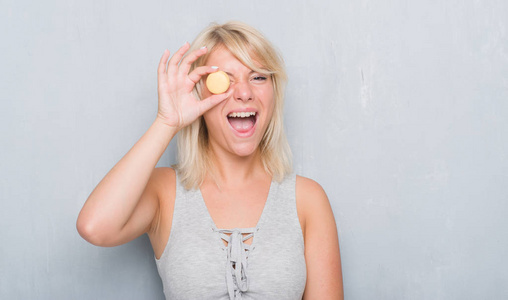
left=200, top=46, right=207, bottom=49
left=211, top=66, right=218, bottom=69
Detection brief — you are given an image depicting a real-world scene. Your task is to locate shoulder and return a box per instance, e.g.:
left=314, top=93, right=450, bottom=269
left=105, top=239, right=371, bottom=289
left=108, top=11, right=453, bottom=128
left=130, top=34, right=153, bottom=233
left=296, top=175, right=330, bottom=216
left=148, top=166, right=177, bottom=206
left=144, top=167, right=177, bottom=202
left=149, top=167, right=176, bottom=187
left=146, top=167, right=178, bottom=250
left=295, top=175, right=343, bottom=298
left=146, top=167, right=179, bottom=258
left=146, top=167, right=176, bottom=230
left=296, top=175, right=327, bottom=200
left=295, top=175, right=333, bottom=235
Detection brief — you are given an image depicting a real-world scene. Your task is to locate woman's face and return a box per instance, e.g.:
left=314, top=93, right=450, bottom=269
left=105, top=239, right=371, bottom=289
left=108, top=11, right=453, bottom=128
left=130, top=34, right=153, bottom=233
left=202, top=47, right=274, bottom=158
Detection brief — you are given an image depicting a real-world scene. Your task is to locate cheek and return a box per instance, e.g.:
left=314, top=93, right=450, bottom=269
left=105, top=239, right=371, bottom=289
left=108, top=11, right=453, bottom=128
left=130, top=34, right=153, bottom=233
left=265, top=106, right=275, bottom=127
left=255, top=85, right=275, bottom=106
left=202, top=109, right=216, bottom=128
left=259, top=95, right=275, bottom=130
left=263, top=91, right=275, bottom=115
left=202, top=102, right=225, bottom=131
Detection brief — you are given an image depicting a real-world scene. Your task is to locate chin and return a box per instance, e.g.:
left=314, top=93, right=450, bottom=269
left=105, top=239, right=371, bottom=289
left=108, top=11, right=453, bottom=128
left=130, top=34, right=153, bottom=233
left=228, top=142, right=261, bottom=158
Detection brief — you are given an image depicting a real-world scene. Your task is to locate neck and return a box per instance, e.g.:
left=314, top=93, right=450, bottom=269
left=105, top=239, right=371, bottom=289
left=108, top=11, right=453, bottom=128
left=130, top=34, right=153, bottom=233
left=205, top=147, right=268, bottom=189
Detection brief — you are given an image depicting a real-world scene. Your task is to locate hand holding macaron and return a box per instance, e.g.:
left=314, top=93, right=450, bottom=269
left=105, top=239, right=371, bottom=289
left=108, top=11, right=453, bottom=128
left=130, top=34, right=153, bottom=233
left=156, top=43, right=232, bottom=130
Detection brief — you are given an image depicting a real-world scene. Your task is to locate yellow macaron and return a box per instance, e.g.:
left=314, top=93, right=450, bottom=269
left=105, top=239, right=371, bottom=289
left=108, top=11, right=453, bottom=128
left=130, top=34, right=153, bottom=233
left=206, top=70, right=230, bottom=94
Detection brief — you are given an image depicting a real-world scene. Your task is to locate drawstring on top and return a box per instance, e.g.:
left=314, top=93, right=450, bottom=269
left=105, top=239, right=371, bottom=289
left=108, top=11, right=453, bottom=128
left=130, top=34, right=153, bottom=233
left=215, top=228, right=256, bottom=300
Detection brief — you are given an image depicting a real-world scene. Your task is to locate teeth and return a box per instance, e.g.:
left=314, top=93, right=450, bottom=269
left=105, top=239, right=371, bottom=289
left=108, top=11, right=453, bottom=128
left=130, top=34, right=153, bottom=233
left=227, top=112, right=256, bottom=118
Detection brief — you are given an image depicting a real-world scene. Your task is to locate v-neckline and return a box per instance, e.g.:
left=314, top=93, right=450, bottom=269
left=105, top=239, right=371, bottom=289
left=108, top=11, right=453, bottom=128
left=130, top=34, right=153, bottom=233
left=197, top=178, right=276, bottom=232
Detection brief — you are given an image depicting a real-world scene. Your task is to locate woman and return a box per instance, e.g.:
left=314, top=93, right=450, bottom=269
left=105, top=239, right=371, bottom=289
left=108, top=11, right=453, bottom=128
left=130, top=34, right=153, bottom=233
left=77, top=21, right=343, bottom=299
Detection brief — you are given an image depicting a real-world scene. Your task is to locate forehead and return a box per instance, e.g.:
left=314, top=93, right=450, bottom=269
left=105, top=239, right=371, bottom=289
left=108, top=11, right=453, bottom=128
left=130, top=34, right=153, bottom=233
left=205, top=47, right=264, bottom=71
left=206, top=48, right=237, bottom=65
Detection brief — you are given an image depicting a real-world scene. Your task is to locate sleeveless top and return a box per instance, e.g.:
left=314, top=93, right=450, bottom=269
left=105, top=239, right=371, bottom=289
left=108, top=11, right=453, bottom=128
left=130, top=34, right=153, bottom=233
left=155, top=173, right=307, bottom=300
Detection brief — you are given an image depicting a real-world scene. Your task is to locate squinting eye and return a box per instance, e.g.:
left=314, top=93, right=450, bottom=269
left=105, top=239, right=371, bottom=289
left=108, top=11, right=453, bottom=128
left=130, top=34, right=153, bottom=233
left=253, top=76, right=267, bottom=81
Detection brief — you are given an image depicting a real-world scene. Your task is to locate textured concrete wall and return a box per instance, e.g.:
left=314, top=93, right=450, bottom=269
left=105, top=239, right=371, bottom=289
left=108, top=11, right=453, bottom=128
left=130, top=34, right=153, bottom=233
left=1, top=1, right=507, bottom=299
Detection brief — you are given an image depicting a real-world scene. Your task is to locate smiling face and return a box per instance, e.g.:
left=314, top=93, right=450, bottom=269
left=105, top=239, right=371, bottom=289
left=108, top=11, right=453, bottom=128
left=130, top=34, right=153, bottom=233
left=201, top=47, right=275, bottom=159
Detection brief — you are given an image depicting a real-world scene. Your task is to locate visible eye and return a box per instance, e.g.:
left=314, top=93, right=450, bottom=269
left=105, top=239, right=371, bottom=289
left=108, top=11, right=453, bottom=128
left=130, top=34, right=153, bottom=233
left=252, top=76, right=267, bottom=81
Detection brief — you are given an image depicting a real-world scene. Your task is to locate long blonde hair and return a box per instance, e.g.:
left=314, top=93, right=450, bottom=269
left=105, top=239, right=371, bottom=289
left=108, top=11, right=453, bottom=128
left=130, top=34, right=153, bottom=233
left=175, top=21, right=292, bottom=189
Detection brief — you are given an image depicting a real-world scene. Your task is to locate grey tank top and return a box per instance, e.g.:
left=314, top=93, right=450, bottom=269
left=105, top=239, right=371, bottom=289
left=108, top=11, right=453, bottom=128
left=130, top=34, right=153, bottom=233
left=155, top=173, right=307, bottom=300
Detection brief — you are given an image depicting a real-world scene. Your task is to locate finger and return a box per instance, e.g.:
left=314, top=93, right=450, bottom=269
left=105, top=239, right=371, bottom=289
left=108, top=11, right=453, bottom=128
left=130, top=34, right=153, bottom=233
left=198, top=90, right=233, bottom=115
left=167, top=42, right=190, bottom=75
left=158, top=49, right=170, bottom=78
left=187, top=65, right=220, bottom=84
left=179, top=46, right=208, bottom=77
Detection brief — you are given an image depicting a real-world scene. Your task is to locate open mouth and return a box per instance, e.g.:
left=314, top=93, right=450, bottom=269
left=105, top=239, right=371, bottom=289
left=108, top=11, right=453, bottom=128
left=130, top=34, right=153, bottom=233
left=227, top=111, right=257, bottom=134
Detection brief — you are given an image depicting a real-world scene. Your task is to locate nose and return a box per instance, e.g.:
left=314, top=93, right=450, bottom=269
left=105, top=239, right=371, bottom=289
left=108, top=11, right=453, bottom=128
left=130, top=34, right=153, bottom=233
left=232, top=81, right=253, bottom=102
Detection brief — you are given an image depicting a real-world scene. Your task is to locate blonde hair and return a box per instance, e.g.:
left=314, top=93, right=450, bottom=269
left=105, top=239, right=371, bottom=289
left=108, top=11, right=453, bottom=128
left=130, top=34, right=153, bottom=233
left=175, top=21, right=292, bottom=189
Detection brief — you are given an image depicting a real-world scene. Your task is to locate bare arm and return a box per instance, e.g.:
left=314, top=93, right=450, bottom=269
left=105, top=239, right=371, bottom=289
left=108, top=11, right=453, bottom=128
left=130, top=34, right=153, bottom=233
left=297, top=176, right=344, bottom=299
left=76, top=119, right=176, bottom=246
left=76, top=43, right=231, bottom=247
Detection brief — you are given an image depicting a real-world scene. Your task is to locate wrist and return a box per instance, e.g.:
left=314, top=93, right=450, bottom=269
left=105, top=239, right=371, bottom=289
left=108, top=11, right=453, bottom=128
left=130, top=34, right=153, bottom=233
left=152, top=117, right=179, bottom=138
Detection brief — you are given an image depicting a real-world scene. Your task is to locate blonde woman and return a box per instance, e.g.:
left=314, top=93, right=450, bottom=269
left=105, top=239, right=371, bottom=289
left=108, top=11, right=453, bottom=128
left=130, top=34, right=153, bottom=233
left=77, top=21, right=343, bottom=299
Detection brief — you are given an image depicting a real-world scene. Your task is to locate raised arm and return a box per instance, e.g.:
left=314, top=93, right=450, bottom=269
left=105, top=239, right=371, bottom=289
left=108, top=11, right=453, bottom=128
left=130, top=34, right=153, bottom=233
left=76, top=43, right=231, bottom=247
left=297, top=176, right=344, bottom=299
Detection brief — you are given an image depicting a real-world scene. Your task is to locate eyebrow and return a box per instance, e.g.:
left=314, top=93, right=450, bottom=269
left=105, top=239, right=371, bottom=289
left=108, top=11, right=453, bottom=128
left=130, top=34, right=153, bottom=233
left=224, top=70, right=258, bottom=78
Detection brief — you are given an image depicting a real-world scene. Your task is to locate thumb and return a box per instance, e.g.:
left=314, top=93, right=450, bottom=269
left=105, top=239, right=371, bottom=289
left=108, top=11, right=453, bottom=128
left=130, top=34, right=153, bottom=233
left=198, top=90, right=232, bottom=115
